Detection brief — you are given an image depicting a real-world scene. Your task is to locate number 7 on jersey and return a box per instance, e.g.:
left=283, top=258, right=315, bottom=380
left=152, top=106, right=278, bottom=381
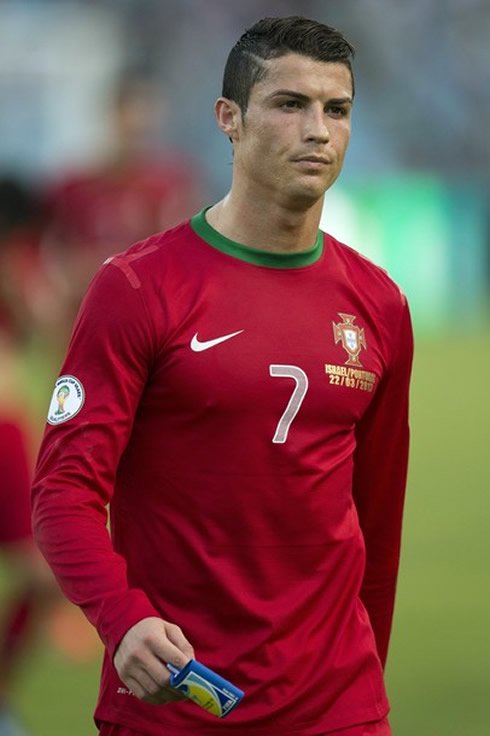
left=269, top=365, right=309, bottom=443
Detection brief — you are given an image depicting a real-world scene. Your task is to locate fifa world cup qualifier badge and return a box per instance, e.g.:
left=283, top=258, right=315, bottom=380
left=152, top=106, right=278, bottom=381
left=47, top=375, right=85, bottom=425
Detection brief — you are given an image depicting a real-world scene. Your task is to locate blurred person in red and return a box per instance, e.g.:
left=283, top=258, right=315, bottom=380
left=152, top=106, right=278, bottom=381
left=43, top=72, right=205, bottom=320
left=0, top=328, right=54, bottom=736
left=0, top=183, right=99, bottom=736
left=0, top=180, right=58, bottom=731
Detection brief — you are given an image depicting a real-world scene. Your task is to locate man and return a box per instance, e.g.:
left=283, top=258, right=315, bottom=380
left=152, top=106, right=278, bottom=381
left=31, top=16, right=413, bottom=736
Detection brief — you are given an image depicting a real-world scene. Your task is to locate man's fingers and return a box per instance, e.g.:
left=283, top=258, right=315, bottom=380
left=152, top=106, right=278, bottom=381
left=141, top=689, right=188, bottom=705
left=124, top=674, right=188, bottom=705
left=163, top=621, right=195, bottom=664
left=140, top=653, right=173, bottom=690
left=135, top=666, right=165, bottom=696
left=124, top=676, right=146, bottom=701
left=113, top=617, right=195, bottom=705
left=146, top=621, right=194, bottom=669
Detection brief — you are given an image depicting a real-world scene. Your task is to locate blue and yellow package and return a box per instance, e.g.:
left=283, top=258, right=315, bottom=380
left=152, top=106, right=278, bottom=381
left=167, top=660, right=244, bottom=718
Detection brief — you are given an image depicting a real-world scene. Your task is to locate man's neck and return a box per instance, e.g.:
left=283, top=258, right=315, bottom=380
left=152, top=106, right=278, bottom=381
left=206, top=191, right=324, bottom=255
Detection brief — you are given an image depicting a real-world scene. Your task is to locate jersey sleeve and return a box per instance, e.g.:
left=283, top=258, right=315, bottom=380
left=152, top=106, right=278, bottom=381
left=31, top=259, right=161, bottom=659
left=352, top=295, right=414, bottom=669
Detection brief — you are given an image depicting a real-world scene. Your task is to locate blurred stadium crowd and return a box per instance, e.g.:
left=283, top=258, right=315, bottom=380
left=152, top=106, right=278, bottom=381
left=0, top=1, right=488, bottom=734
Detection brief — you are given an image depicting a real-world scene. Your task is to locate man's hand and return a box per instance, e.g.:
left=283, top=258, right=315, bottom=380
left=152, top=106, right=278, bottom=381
left=114, top=617, right=195, bottom=704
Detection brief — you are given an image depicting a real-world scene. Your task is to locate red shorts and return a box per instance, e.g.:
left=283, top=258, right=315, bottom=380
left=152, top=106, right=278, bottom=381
left=98, top=716, right=391, bottom=736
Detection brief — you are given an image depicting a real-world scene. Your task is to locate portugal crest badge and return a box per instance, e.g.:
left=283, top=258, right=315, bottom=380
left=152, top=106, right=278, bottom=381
left=332, top=313, right=367, bottom=367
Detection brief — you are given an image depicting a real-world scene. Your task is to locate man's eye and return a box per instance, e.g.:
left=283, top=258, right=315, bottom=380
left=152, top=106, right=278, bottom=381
left=328, top=106, right=347, bottom=117
left=281, top=100, right=301, bottom=110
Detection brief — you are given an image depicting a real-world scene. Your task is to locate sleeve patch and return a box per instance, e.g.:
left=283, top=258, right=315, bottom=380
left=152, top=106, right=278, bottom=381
left=47, top=375, right=85, bottom=425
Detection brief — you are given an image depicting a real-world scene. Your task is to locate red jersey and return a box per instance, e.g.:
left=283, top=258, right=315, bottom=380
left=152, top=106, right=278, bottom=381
left=31, top=210, right=413, bottom=735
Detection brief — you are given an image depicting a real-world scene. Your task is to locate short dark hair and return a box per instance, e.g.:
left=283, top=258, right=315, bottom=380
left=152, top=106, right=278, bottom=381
left=222, top=16, right=355, bottom=115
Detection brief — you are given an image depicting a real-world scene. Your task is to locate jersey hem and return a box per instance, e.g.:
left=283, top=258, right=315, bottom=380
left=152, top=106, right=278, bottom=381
left=94, top=698, right=390, bottom=736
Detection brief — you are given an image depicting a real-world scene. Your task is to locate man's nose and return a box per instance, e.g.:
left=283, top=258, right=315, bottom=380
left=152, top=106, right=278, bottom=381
left=304, top=106, right=330, bottom=143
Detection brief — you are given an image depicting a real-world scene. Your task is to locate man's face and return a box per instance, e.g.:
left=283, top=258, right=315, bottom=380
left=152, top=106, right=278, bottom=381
left=233, top=54, right=353, bottom=207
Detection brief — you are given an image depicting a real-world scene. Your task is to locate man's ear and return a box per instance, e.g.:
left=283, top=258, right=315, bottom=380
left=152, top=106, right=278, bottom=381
left=215, top=97, right=242, bottom=143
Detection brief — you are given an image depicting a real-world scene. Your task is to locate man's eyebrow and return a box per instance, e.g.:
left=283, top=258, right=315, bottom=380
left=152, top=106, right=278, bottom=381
left=269, top=90, right=310, bottom=101
left=268, top=90, right=353, bottom=105
left=327, top=96, right=353, bottom=106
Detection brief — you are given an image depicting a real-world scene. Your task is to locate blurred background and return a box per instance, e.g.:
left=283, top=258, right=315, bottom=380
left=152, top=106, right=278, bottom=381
left=0, top=1, right=488, bottom=734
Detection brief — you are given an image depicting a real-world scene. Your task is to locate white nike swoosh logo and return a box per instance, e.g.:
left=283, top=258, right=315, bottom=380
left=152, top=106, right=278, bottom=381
left=190, top=330, right=244, bottom=352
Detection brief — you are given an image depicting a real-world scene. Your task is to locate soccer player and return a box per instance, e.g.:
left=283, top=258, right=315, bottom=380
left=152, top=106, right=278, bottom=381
left=31, top=16, right=413, bottom=736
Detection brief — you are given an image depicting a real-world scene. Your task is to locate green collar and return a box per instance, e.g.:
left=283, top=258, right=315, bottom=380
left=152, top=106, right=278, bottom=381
left=191, top=207, right=323, bottom=268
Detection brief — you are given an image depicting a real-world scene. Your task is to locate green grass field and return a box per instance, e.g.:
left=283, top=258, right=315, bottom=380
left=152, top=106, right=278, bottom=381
left=387, top=331, right=490, bottom=735
left=2, top=329, right=489, bottom=735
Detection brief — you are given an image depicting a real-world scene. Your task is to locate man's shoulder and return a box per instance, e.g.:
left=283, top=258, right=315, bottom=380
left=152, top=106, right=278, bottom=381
left=111, top=219, right=195, bottom=265
left=84, top=219, right=199, bottom=302
left=99, top=218, right=201, bottom=284
left=324, top=231, right=408, bottom=310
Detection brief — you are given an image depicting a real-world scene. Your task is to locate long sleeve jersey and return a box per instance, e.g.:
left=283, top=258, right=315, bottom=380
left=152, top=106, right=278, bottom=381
left=32, top=209, right=413, bottom=735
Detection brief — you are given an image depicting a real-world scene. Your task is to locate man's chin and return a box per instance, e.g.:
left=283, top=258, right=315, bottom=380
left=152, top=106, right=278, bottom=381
left=285, top=180, right=328, bottom=210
